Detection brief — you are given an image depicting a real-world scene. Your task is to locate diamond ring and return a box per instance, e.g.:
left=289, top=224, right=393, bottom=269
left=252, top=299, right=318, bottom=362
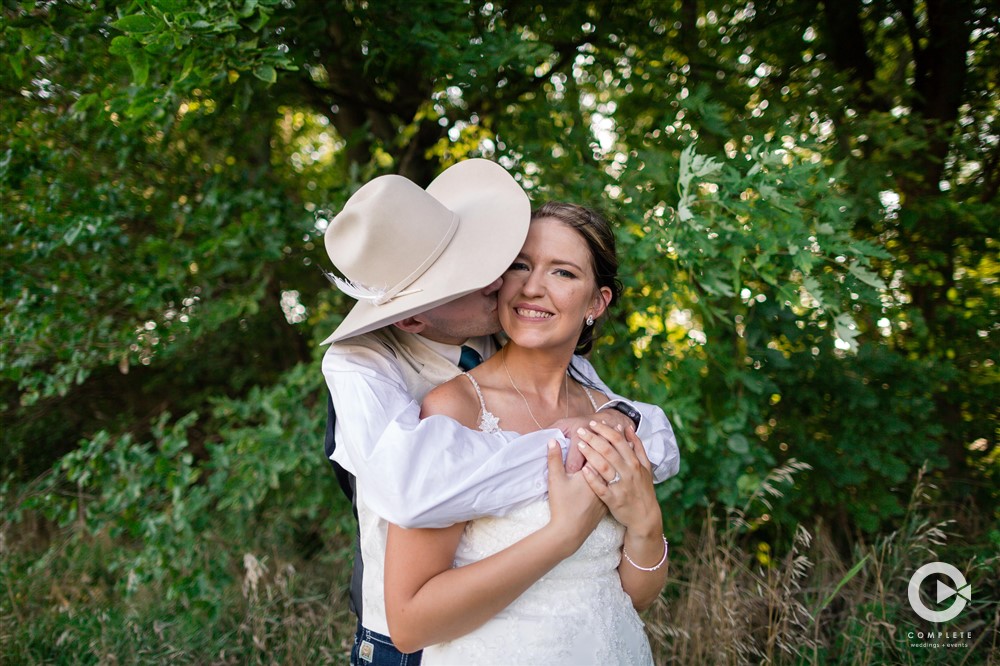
left=608, top=472, right=622, bottom=485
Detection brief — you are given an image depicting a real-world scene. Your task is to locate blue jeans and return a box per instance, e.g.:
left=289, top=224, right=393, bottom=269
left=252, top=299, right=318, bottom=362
left=351, top=623, right=422, bottom=666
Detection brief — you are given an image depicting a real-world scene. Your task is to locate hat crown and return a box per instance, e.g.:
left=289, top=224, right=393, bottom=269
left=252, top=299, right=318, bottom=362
left=325, top=175, right=459, bottom=300
left=320, top=159, right=530, bottom=344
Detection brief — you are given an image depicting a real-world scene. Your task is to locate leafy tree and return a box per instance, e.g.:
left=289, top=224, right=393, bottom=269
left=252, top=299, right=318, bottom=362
left=3, top=0, right=996, bottom=559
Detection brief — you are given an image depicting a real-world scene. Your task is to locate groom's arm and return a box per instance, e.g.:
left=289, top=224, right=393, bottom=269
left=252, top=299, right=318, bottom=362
left=324, top=344, right=680, bottom=528
left=324, top=341, right=561, bottom=528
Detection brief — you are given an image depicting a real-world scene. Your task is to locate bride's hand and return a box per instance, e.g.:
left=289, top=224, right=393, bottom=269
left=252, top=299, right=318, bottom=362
left=545, top=440, right=607, bottom=553
left=576, top=422, right=661, bottom=535
left=548, top=408, right=632, bottom=473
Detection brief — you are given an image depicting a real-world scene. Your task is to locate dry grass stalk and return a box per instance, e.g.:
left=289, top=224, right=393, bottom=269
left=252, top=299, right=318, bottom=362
left=648, top=463, right=998, bottom=665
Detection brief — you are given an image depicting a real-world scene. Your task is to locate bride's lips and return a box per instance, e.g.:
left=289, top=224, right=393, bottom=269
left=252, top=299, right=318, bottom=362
left=512, top=304, right=554, bottom=320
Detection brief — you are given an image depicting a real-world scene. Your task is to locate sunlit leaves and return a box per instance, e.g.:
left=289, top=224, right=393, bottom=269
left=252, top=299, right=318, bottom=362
left=107, top=0, right=294, bottom=104
left=847, top=260, right=887, bottom=291
left=3, top=0, right=995, bottom=543
left=252, top=64, right=277, bottom=83
left=1, top=1, right=322, bottom=419
left=677, top=142, right=723, bottom=222
left=667, top=141, right=886, bottom=329
left=110, top=13, right=159, bottom=34
left=833, top=312, right=861, bottom=352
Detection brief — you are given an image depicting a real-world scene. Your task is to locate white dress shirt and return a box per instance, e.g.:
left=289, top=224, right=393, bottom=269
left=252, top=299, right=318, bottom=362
left=322, top=330, right=679, bottom=529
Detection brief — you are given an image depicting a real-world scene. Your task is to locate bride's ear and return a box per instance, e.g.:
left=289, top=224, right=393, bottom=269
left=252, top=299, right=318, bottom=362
left=591, top=286, right=612, bottom=320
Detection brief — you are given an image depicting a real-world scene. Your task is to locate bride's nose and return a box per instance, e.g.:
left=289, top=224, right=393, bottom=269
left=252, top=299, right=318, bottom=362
left=521, top=269, right=545, bottom=297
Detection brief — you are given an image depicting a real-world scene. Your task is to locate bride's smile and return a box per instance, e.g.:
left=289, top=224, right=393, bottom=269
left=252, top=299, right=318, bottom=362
left=500, top=216, right=611, bottom=353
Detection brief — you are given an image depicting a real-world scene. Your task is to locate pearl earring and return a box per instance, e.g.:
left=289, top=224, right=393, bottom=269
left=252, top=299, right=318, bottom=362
left=586, top=314, right=595, bottom=326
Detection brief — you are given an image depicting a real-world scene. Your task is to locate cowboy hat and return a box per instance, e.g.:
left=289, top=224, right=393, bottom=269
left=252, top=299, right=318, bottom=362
left=321, top=159, right=530, bottom=344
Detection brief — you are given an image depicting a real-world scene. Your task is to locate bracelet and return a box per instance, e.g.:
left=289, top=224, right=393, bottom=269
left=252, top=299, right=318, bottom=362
left=622, top=535, right=669, bottom=571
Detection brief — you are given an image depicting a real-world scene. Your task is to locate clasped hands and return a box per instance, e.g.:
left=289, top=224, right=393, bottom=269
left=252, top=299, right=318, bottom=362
left=546, top=413, right=658, bottom=535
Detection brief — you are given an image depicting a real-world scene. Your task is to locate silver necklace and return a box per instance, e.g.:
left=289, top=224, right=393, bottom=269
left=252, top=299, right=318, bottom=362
left=501, top=346, right=568, bottom=430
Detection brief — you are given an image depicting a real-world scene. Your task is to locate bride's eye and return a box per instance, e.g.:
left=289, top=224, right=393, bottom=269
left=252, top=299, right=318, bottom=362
left=507, top=261, right=529, bottom=272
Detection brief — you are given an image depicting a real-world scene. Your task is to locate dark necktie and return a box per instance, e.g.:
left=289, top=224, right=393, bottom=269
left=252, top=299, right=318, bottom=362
left=458, top=345, right=483, bottom=370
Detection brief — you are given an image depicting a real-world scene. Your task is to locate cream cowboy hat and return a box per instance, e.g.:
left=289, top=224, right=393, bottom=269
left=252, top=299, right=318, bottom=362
left=321, top=159, right=530, bottom=344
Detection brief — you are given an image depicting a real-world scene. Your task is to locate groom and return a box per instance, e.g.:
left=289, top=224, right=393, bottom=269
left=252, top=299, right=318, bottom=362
left=321, top=159, right=679, bottom=665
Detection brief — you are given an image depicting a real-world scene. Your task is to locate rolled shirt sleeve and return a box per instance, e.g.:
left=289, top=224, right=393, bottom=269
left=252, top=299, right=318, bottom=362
left=324, top=342, right=558, bottom=528
left=324, top=342, right=680, bottom=529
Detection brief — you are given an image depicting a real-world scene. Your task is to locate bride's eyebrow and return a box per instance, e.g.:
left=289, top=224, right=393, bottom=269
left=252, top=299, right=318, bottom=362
left=551, top=259, right=585, bottom=272
left=514, top=251, right=585, bottom=273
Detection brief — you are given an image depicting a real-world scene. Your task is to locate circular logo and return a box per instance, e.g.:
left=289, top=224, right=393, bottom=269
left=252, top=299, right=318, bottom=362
left=908, top=562, right=971, bottom=623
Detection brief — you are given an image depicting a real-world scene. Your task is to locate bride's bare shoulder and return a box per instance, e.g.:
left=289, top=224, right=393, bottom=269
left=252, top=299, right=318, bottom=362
left=420, top=374, right=481, bottom=427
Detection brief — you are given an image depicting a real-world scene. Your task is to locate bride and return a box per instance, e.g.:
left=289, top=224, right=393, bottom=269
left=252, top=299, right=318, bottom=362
left=383, top=202, right=669, bottom=664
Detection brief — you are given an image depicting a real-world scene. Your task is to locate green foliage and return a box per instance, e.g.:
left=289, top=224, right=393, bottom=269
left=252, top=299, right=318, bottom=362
left=2, top=535, right=354, bottom=664
left=11, top=361, right=348, bottom=613
left=36, top=412, right=223, bottom=602
left=580, top=140, right=927, bottom=534
left=2, top=2, right=329, bottom=472
left=2, top=0, right=997, bottom=659
left=109, top=0, right=296, bottom=102
left=2, top=362, right=357, bottom=662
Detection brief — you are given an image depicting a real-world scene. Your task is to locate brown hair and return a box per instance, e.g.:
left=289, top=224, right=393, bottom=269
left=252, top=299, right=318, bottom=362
left=530, top=202, right=622, bottom=354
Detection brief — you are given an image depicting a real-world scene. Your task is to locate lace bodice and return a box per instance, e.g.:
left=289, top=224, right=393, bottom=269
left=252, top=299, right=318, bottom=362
left=423, top=499, right=652, bottom=665
left=455, top=500, right=626, bottom=599
left=422, top=380, right=653, bottom=664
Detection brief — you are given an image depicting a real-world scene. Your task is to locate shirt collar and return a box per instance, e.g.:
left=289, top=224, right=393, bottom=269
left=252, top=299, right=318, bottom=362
left=417, top=335, right=488, bottom=367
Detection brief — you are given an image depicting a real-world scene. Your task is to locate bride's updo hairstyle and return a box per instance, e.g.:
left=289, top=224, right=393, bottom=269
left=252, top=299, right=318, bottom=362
left=530, top=202, right=623, bottom=355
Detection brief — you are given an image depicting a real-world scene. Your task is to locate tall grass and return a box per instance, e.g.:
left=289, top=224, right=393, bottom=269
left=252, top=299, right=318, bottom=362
left=3, top=463, right=997, bottom=664
left=645, top=465, right=999, bottom=665
left=1, top=520, right=358, bottom=664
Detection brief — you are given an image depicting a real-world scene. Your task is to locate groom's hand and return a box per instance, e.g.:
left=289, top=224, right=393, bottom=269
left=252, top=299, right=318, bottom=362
left=549, top=410, right=634, bottom=473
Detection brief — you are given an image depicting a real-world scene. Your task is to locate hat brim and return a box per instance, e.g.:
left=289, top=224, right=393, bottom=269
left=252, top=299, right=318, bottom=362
left=322, top=159, right=530, bottom=344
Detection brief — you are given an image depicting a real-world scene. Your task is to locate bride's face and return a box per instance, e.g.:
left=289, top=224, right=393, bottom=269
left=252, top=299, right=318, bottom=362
left=499, top=217, right=611, bottom=351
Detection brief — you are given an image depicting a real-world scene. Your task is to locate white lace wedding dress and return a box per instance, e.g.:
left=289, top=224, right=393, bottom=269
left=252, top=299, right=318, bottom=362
left=421, top=375, right=654, bottom=665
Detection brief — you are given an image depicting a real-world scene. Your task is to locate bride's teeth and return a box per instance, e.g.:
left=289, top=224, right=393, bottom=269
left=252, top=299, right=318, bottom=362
left=517, top=308, right=551, bottom=318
